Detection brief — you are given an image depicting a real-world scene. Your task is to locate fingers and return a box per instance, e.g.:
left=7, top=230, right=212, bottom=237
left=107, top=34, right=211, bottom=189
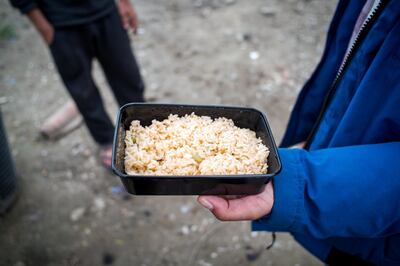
left=121, top=14, right=130, bottom=30
left=129, top=13, right=138, bottom=35
left=122, top=13, right=137, bottom=34
left=198, top=182, right=274, bottom=221
left=118, top=2, right=138, bottom=34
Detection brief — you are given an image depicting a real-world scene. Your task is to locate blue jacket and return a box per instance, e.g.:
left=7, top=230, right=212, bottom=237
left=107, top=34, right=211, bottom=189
left=252, top=0, right=400, bottom=265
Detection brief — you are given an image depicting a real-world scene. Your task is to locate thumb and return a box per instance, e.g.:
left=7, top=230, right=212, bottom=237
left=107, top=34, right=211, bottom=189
left=197, top=182, right=274, bottom=221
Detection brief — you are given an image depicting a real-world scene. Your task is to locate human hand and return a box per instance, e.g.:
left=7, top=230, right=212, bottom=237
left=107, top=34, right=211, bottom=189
left=118, top=0, right=139, bottom=34
left=197, top=182, right=274, bottom=221
left=38, top=23, right=54, bottom=45
left=27, top=9, right=54, bottom=45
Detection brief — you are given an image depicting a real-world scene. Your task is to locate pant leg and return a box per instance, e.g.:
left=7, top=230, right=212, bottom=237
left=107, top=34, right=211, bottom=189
left=93, top=9, right=145, bottom=106
left=49, top=27, right=114, bottom=145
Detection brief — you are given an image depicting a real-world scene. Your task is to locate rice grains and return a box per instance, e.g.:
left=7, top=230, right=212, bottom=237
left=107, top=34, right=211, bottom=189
left=124, top=113, right=269, bottom=175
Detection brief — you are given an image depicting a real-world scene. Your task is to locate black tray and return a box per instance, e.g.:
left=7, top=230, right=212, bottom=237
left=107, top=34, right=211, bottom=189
left=112, top=103, right=281, bottom=195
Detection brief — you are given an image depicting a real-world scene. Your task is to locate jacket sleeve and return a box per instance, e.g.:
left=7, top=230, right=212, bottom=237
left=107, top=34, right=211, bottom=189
left=252, top=143, right=400, bottom=238
left=9, top=0, right=37, bottom=14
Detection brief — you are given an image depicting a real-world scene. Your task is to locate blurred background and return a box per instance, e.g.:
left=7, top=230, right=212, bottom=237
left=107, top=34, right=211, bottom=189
left=0, top=0, right=336, bottom=265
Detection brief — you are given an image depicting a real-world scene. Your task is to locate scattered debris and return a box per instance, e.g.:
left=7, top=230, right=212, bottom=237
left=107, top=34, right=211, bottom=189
left=168, top=213, right=176, bottom=221
left=193, top=0, right=203, bottom=8
left=149, top=83, right=159, bottom=91
left=197, top=259, right=213, bottom=266
left=225, top=0, right=236, bottom=5
left=190, top=225, right=198, bottom=232
left=216, top=246, right=227, bottom=253
left=146, top=95, right=159, bottom=102
left=4, top=76, right=16, bottom=87
left=260, top=6, right=277, bottom=17
left=137, top=28, right=146, bottom=35
left=92, top=197, right=106, bottom=212
left=71, top=143, right=88, bottom=156
left=143, top=209, right=152, bottom=217
left=111, top=186, right=125, bottom=195
left=102, top=252, right=115, bottom=265
left=70, top=207, right=85, bottom=222
left=26, top=211, right=43, bottom=222
left=201, top=7, right=212, bottom=18
left=0, top=96, right=8, bottom=105
left=245, top=245, right=263, bottom=262
left=121, top=208, right=135, bottom=218
left=249, top=51, right=260, bottom=60
left=115, top=239, right=124, bottom=246
left=242, top=32, right=252, bottom=42
left=84, top=228, right=91, bottom=235
left=260, top=83, right=273, bottom=92
left=180, top=204, right=193, bottom=214
left=181, top=225, right=190, bottom=235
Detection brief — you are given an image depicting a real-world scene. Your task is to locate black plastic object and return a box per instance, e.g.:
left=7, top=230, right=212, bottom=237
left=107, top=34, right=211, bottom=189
left=112, top=103, right=281, bottom=195
left=0, top=110, right=18, bottom=214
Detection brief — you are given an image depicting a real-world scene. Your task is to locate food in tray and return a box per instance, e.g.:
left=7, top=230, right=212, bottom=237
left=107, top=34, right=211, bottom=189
left=124, top=113, right=269, bottom=175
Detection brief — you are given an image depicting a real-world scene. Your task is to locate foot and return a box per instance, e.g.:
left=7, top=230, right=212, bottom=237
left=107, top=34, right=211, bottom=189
left=100, top=145, right=113, bottom=170
left=40, top=100, right=82, bottom=139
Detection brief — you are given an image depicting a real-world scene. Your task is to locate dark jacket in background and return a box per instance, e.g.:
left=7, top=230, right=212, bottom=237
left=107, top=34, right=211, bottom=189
left=9, top=0, right=115, bottom=27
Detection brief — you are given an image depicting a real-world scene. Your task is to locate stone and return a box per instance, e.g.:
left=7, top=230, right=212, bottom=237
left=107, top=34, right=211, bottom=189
left=70, top=207, right=85, bottom=222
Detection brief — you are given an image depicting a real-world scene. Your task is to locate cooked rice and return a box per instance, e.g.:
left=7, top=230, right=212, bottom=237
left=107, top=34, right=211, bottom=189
left=124, top=113, right=269, bottom=175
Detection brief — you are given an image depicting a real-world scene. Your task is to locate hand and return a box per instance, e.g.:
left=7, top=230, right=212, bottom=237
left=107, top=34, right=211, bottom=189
left=118, top=0, right=139, bottom=34
left=27, top=9, right=54, bottom=45
left=38, top=23, right=54, bottom=45
left=197, top=182, right=274, bottom=221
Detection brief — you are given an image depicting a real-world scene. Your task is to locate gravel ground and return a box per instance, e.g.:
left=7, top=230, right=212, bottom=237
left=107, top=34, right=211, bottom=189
left=0, top=0, right=336, bottom=265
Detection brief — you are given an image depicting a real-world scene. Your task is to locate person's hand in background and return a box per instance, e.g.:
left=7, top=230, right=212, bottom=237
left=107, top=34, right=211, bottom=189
left=197, top=182, right=274, bottom=221
left=118, top=0, right=138, bottom=34
left=27, top=9, right=54, bottom=45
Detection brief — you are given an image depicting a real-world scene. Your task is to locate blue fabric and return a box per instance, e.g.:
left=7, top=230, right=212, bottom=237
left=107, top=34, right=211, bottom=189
left=253, top=0, right=400, bottom=265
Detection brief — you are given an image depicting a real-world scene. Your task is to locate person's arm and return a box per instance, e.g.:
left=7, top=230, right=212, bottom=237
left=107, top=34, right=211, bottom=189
left=254, top=143, right=400, bottom=238
left=26, top=9, right=54, bottom=45
left=198, top=142, right=400, bottom=238
left=9, top=0, right=54, bottom=45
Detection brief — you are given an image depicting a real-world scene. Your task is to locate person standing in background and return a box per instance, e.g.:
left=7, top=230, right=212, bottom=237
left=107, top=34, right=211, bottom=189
left=9, top=0, right=145, bottom=169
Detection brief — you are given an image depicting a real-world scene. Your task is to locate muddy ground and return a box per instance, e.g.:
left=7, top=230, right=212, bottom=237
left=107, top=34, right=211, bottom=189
left=0, top=0, right=336, bottom=265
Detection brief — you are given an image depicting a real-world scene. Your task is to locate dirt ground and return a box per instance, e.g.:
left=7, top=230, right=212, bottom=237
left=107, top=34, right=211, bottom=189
left=0, top=0, right=336, bottom=265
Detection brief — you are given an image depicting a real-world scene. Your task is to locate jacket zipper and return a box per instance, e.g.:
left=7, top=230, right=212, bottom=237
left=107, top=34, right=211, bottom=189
left=303, top=0, right=388, bottom=150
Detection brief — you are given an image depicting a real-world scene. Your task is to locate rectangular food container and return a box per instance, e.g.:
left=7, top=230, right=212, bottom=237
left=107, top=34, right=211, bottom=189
left=112, top=103, right=281, bottom=195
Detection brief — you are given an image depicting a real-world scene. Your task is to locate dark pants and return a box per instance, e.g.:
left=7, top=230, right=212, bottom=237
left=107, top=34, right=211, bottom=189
left=326, top=248, right=373, bottom=266
left=50, top=8, right=144, bottom=145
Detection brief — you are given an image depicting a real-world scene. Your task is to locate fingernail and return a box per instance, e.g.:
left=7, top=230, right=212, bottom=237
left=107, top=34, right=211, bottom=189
left=199, top=198, right=214, bottom=210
